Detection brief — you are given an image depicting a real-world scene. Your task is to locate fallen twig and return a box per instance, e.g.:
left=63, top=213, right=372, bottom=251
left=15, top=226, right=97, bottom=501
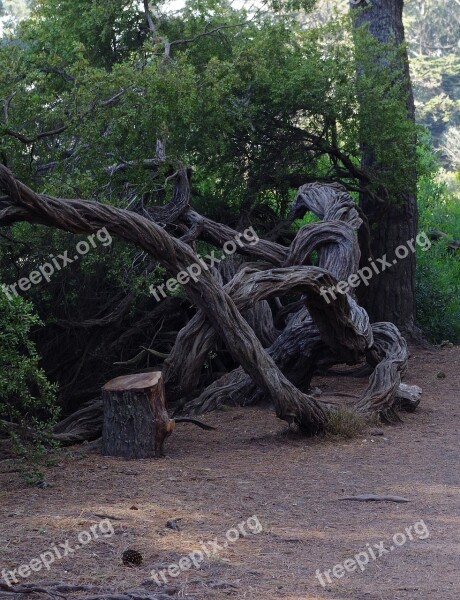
left=0, top=582, right=174, bottom=600
left=339, top=494, right=411, bottom=503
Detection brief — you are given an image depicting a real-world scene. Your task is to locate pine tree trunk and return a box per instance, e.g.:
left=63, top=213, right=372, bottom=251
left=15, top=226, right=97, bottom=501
left=350, top=0, right=419, bottom=336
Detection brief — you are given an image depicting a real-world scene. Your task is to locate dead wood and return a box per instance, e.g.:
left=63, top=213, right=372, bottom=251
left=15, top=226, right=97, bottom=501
left=101, top=372, right=172, bottom=458
left=53, top=399, right=103, bottom=445
left=354, top=322, right=408, bottom=422
left=0, top=166, right=326, bottom=433
left=0, top=164, right=421, bottom=440
left=395, top=383, right=422, bottom=412
left=0, top=583, right=174, bottom=600
left=339, top=494, right=411, bottom=503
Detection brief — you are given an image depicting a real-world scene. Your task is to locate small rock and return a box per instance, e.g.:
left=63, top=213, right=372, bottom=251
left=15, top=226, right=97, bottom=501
left=436, top=371, right=446, bottom=379
left=36, top=480, right=52, bottom=489
left=370, top=429, right=385, bottom=436
left=440, top=340, right=453, bottom=348
left=166, top=518, right=182, bottom=531
left=208, top=580, right=240, bottom=589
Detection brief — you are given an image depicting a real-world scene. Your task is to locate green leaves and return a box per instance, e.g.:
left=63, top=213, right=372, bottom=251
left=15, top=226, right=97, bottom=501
left=0, top=293, right=58, bottom=480
left=416, top=164, right=460, bottom=343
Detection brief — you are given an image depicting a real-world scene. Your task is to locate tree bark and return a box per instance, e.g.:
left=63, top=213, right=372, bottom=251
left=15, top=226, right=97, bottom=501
left=0, top=166, right=328, bottom=434
left=350, top=0, right=419, bottom=336
left=0, top=166, right=421, bottom=440
left=102, top=372, right=173, bottom=458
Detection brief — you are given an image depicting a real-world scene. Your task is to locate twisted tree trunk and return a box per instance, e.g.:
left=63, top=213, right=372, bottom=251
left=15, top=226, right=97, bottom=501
left=0, top=166, right=421, bottom=444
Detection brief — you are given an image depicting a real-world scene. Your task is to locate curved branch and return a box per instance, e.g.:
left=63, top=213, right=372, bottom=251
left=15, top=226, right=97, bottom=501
left=0, top=165, right=328, bottom=434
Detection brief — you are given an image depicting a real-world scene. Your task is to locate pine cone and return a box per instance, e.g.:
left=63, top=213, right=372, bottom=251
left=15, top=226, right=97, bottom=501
left=122, top=549, right=143, bottom=566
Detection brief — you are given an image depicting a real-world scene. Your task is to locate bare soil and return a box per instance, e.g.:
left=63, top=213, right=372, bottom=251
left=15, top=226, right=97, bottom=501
left=1, top=346, right=459, bottom=600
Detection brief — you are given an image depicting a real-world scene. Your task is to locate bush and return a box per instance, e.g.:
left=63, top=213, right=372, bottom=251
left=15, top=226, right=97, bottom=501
left=0, top=292, right=59, bottom=481
left=416, top=172, right=460, bottom=343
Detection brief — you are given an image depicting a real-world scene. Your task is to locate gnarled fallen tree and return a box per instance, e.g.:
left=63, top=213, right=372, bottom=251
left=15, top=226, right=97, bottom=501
left=0, top=165, right=421, bottom=445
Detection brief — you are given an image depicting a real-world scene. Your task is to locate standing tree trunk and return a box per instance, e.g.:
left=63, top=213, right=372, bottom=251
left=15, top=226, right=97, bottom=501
left=350, top=0, right=419, bottom=336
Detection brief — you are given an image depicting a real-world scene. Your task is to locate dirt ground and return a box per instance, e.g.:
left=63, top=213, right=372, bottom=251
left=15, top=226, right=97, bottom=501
left=1, top=346, right=459, bottom=600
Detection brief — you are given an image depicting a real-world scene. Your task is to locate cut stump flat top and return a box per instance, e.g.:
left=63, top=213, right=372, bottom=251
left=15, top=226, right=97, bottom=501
left=103, top=371, right=162, bottom=392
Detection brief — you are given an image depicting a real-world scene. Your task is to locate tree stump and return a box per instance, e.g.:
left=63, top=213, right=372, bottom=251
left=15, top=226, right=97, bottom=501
left=102, top=372, right=173, bottom=458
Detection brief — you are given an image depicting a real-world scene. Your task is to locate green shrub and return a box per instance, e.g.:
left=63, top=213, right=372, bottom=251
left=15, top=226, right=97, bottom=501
left=0, top=292, right=59, bottom=481
left=416, top=173, right=460, bottom=343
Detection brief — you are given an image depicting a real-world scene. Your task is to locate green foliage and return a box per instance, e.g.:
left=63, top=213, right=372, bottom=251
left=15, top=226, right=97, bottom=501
left=0, top=2, right=363, bottom=207
left=0, top=0, right=420, bottom=214
left=351, top=22, right=418, bottom=200
left=416, top=165, right=460, bottom=342
left=0, top=293, right=58, bottom=481
left=307, top=0, right=460, bottom=172
left=23, top=0, right=147, bottom=68
left=405, top=0, right=460, bottom=169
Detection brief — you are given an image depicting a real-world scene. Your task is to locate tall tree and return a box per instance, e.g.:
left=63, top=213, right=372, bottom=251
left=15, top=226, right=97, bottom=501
left=350, top=0, right=419, bottom=336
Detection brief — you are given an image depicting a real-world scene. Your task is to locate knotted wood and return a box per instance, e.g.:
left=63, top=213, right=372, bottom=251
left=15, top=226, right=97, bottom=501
left=0, top=165, right=422, bottom=440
